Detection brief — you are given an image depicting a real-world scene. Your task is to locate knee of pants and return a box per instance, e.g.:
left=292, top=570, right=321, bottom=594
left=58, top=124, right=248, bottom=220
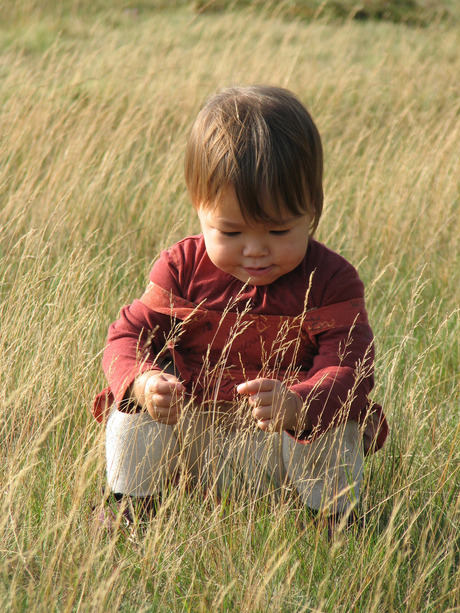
left=105, top=407, right=179, bottom=496
left=282, top=421, right=364, bottom=513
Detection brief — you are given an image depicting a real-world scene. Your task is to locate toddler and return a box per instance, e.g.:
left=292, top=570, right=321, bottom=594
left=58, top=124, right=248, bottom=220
left=93, top=85, right=388, bottom=529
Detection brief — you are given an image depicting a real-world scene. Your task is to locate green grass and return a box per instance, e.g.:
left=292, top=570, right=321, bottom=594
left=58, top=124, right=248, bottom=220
left=1, top=1, right=459, bottom=611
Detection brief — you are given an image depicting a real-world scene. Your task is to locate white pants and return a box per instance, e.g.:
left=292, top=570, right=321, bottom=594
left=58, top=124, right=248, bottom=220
left=106, top=404, right=364, bottom=514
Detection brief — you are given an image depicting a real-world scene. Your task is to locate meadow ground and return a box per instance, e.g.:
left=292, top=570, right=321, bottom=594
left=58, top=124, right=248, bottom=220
left=0, top=1, right=459, bottom=611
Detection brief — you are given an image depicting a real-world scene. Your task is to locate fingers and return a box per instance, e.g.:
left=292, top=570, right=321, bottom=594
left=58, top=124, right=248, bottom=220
left=247, top=390, right=277, bottom=408
left=251, top=408, right=274, bottom=430
left=237, top=378, right=281, bottom=410
left=144, top=373, right=185, bottom=425
left=146, top=372, right=185, bottom=392
left=236, top=378, right=276, bottom=396
left=147, top=377, right=184, bottom=401
left=145, top=376, right=184, bottom=408
left=236, top=378, right=278, bottom=430
left=236, top=378, right=303, bottom=433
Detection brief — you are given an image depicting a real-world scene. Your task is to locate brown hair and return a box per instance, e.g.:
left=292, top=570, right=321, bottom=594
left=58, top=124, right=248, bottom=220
left=184, top=85, right=323, bottom=233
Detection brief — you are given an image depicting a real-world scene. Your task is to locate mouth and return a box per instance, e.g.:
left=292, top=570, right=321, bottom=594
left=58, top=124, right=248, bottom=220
left=243, top=266, right=274, bottom=277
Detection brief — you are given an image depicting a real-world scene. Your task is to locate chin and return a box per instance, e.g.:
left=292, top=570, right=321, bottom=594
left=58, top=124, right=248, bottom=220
left=247, top=274, right=279, bottom=286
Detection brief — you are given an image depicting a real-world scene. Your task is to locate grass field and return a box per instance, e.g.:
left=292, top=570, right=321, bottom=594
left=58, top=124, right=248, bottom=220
left=1, top=1, right=459, bottom=611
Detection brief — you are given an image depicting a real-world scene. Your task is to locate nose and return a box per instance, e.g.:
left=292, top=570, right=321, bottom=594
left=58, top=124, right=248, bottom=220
left=242, top=236, right=269, bottom=258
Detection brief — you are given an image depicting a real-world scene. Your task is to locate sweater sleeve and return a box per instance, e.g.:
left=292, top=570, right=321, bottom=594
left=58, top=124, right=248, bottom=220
left=289, top=260, right=375, bottom=437
left=101, top=249, right=183, bottom=406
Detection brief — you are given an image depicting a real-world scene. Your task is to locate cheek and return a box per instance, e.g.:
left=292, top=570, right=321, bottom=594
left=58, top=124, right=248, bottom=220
left=278, top=239, right=308, bottom=265
left=207, top=240, right=234, bottom=266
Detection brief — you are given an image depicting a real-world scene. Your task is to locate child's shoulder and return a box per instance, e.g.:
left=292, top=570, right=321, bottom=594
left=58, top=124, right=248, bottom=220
left=305, top=238, right=364, bottom=305
left=160, top=234, right=206, bottom=269
left=166, top=234, right=205, bottom=257
left=307, top=237, right=358, bottom=277
left=152, top=234, right=220, bottom=296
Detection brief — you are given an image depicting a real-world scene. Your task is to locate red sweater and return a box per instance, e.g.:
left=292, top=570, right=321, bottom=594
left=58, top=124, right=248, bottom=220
left=95, top=235, right=387, bottom=453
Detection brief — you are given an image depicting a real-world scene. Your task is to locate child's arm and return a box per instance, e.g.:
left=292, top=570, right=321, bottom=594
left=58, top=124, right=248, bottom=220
left=237, top=379, right=311, bottom=434
left=101, top=249, right=185, bottom=414
left=102, top=303, right=171, bottom=411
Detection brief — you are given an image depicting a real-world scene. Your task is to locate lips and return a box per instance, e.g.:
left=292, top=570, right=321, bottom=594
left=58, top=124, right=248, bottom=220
left=244, top=266, right=274, bottom=277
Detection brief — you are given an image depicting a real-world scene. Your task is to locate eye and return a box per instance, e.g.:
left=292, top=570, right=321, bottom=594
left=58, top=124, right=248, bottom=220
left=220, top=231, right=241, bottom=237
left=269, top=229, right=290, bottom=236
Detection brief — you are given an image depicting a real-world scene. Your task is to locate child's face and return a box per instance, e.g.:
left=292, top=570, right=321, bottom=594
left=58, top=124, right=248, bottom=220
left=197, top=185, right=311, bottom=286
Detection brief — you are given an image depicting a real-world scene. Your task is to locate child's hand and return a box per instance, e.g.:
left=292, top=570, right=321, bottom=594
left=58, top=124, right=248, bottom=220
left=134, top=371, right=185, bottom=425
left=236, top=378, right=308, bottom=433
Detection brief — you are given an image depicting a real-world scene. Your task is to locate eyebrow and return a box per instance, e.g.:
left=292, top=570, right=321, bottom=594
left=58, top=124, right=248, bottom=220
left=218, top=216, right=299, bottom=228
left=218, top=219, right=244, bottom=228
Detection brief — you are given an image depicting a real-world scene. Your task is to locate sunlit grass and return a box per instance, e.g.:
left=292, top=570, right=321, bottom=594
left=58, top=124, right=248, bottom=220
left=1, top=1, right=459, bottom=610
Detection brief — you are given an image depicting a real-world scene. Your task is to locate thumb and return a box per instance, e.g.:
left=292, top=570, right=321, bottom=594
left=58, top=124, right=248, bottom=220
left=160, top=372, right=185, bottom=392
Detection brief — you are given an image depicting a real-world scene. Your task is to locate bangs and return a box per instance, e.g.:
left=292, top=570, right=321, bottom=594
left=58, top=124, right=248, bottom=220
left=231, top=139, right=314, bottom=225
left=185, top=85, right=323, bottom=233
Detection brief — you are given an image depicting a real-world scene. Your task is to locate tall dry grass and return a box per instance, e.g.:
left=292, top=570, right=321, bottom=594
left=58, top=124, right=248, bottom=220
left=1, top=3, right=459, bottom=611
